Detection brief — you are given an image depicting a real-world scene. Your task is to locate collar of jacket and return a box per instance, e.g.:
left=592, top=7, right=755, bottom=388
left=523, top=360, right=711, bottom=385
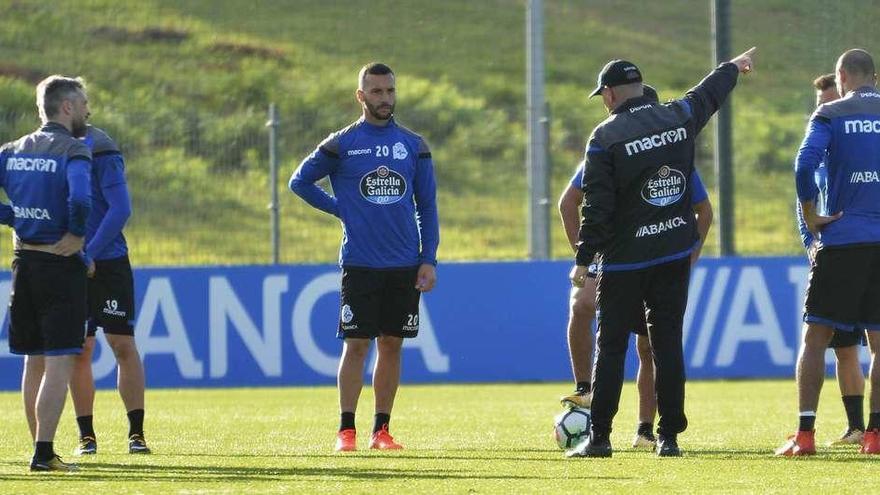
left=39, top=121, right=72, bottom=136
left=612, top=95, right=655, bottom=115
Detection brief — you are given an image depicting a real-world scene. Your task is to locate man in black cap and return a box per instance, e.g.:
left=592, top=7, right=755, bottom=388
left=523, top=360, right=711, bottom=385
left=567, top=47, right=755, bottom=458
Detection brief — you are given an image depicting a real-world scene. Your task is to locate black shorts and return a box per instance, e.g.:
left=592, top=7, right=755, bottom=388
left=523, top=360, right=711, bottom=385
left=828, top=328, right=868, bottom=348
left=632, top=312, right=648, bottom=336
left=805, top=244, right=880, bottom=331
left=337, top=266, right=421, bottom=340
left=8, top=251, right=87, bottom=356
left=87, top=255, right=135, bottom=336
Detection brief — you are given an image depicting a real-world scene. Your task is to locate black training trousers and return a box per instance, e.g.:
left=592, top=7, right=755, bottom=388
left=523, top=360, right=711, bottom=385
left=590, top=257, right=690, bottom=438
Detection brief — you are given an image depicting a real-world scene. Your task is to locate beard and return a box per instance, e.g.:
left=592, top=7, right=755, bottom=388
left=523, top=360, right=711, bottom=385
left=365, top=100, right=394, bottom=121
left=71, top=116, right=88, bottom=138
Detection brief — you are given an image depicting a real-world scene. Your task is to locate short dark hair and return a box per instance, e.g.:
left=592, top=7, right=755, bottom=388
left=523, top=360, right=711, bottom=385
left=839, top=49, right=875, bottom=79
left=36, top=75, right=86, bottom=122
left=358, top=62, right=394, bottom=88
left=813, top=73, right=835, bottom=91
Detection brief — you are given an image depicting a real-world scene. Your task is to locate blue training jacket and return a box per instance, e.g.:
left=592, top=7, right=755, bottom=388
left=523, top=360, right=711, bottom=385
left=82, top=126, right=131, bottom=262
left=289, top=117, right=439, bottom=269
left=0, top=122, right=91, bottom=244
left=796, top=86, right=880, bottom=247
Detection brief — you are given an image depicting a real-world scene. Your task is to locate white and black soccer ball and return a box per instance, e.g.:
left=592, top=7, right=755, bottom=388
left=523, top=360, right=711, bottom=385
left=553, top=407, right=591, bottom=449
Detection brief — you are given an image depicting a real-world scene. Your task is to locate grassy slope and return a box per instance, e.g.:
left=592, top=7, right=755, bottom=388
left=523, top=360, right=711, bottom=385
left=0, top=0, right=877, bottom=265
left=0, top=381, right=872, bottom=493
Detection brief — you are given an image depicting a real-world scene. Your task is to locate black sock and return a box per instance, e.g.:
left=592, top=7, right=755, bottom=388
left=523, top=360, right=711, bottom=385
left=373, top=413, right=390, bottom=433
left=127, top=409, right=145, bottom=437
left=868, top=412, right=880, bottom=431
left=34, top=441, right=54, bottom=461
left=637, top=422, right=653, bottom=436
left=842, top=395, right=865, bottom=431
left=340, top=412, right=355, bottom=431
left=799, top=413, right=816, bottom=432
left=576, top=381, right=591, bottom=394
left=76, top=415, right=95, bottom=439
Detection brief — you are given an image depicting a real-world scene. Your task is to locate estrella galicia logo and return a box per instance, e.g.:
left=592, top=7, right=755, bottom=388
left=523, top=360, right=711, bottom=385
left=641, top=165, right=686, bottom=207
left=360, top=166, right=407, bottom=205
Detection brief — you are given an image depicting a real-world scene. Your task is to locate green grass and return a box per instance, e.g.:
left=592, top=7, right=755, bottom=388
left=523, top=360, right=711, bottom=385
left=0, top=0, right=878, bottom=265
left=0, top=380, right=872, bottom=493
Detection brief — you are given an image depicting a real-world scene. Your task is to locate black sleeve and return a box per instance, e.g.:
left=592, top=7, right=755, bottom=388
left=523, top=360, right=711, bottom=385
left=575, top=137, right=615, bottom=266
left=681, top=62, right=739, bottom=135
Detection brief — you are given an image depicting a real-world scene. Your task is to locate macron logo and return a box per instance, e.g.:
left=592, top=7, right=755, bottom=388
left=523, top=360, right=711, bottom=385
left=6, top=157, right=58, bottom=173
left=844, top=119, right=880, bottom=134
left=624, top=127, right=687, bottom=156
left=347, top=148, right=372, bottom=156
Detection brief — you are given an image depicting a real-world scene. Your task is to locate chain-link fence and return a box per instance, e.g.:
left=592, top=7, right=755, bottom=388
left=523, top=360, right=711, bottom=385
left=0, top=0, right=878, bottom=266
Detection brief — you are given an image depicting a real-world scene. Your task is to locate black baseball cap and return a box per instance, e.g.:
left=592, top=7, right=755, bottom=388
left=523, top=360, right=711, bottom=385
left=589, top=60, right=643, bottom=97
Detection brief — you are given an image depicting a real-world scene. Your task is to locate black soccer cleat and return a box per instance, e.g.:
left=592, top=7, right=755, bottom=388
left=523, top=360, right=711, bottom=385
left=74, top=436, right=97, bottom=456
left=566, top=433, right=612, bottom=458
left=30, top=454, right=78, bottom=472
left=656, top=435, right=682, bottom=457
left=128, top=434, right=152, bottom=454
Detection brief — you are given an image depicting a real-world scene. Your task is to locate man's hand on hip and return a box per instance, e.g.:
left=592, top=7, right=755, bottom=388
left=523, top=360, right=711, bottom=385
left=51, top=233, right=84, bottom=257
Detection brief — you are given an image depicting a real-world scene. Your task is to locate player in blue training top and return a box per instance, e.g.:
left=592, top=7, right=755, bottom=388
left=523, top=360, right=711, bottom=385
left=779, top=49, right=880, bottom=456
left=290, top=62, right=439, bottom=452
left=0, top=75, right=92, bottom=472
left=68, top=125, right=150, bottom=456
left=793, top=73, right=867, bottom=448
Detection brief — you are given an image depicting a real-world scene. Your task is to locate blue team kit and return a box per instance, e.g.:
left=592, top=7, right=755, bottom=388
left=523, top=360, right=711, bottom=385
left=796, top=86, right=880, bottom=247
left=290, top=117, right=439, bottom=269
left=0, top=122, right=91, bottom=241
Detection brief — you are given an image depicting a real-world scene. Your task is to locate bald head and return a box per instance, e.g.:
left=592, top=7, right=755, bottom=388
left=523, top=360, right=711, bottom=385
left=836, top=49, right=876, bottom=95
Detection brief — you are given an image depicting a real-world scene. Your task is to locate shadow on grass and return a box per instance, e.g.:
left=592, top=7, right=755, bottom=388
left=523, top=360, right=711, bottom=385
left=0, top=461, right=632, bottom=483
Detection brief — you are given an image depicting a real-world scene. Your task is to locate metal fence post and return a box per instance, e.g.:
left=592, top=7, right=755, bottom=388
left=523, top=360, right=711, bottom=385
left=267, top=103, right=280, bottom=264
left=526, top=0, right=550, bottom=260
left=712, top=0, right=735, bottom=255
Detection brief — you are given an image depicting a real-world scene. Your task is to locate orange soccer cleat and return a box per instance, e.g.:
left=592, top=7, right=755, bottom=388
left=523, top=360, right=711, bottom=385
left=775, top=430, right=816, bottom=456
left=860, top=429, right=880, bottom=454
left=369, top=425, right=403, bottom=450
left=335, top=429, right=357, bottom=452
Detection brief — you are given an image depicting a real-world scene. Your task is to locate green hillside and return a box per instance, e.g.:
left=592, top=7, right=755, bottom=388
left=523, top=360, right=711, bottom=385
left=0, top=0, right=876, bottom=265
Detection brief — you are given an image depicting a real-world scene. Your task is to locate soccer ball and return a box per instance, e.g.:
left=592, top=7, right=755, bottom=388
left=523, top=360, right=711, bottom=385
left=554, top=407, right=591, bottom=449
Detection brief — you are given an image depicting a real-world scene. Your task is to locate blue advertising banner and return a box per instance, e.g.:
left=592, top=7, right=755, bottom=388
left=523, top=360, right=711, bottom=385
left=0, top=258, right=860, bottom=390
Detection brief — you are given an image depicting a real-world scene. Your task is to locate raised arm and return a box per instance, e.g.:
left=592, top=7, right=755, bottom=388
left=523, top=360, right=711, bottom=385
left=680, top=46, right=755, bottom=134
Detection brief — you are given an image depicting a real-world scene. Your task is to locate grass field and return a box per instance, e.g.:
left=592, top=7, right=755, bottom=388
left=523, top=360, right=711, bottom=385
left=0, top=380, right=873, bottom=493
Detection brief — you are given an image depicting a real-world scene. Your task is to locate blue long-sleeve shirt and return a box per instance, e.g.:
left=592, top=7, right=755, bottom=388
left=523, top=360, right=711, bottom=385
left=0, top=122, right=92, bottom=243
left=795, top=164, right=827, bottom=249
left=795, top=86, right=880, bottom=246
left=290, top=118, right=439, bottom=268
left=82, top=126, right=131, bottom=263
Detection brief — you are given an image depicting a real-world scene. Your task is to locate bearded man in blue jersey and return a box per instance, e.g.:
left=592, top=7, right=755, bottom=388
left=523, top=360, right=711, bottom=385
left=290, top=63, right=439, bottom=452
